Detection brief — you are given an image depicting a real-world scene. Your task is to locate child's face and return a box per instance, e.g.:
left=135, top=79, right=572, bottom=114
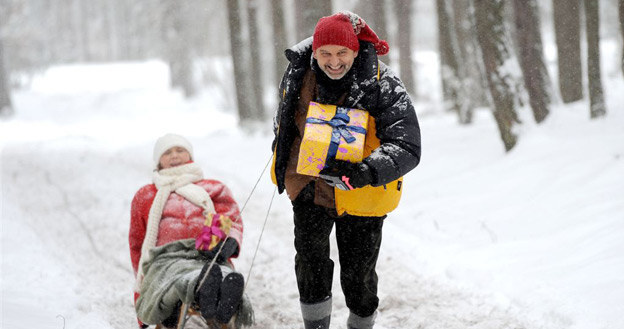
left=159, top=146, right=191, bottom=169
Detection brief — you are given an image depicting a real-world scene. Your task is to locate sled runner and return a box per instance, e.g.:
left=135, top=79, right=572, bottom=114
left=155, top=303, right=240, bottom=329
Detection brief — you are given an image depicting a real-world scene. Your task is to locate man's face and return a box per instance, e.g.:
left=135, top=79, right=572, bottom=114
left=313, top=45, right=358, bottom=80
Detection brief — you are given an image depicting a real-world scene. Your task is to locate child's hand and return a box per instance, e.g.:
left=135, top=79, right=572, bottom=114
left=199, top=238, right=239, bottom=262
left=195, top=224, right=218, bottom=251
left=195, top=213, right=232, bottom=251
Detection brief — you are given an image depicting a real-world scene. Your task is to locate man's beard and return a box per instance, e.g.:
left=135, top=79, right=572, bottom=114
left=320, top=63, right=352, bottom=80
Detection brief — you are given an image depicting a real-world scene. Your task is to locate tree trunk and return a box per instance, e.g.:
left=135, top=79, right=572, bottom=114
left=227, top=0, right=254, bottom=123
left=474, top=0, right=520, bottom=152
left=619, top=0, right=624, bottom=77
left=584, top=0, right=606, bottom=118
left=165, top=1, right=197, bottom=98
left=512, top=0, right=551, bottom=123
left=452, top=0, right=488, bottom=123
left=370, top=0, right=388, bottom=41
left=270, top=0, right=289, bottom=89
left=395, top=0, right=416, bottom=97
left=0, top=39, right=13, bottom=117
left=104, top=0, right=119, bottom=61
left=294, top=0, right=332, bottom=41
left=553, top=0, right=583, bottom=103
left=436, top=0, right=459, bottom=112
left=247, top=0, right=265, bottom=120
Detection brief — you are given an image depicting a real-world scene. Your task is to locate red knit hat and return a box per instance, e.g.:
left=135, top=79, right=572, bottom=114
left=312, top=11, right=389, bottom=56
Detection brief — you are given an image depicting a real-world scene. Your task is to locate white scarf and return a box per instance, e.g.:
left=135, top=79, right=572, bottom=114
left=134, top=162, right=215, bottom=291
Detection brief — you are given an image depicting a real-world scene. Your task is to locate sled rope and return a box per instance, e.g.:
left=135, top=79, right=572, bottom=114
left=244, top=185, right=276, bottom=292
left=178, top=154, right=274, bottom=329
left=239, top=153, right=276, bottom=292
left=238, top=153, right=273, bottom=216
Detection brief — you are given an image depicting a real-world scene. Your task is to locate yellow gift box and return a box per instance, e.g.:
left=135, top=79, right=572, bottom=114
left=296, top=102, right=369, bottom=177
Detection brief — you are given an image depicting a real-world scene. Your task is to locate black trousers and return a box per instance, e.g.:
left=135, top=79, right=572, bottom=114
left=292, top=184, right=385, bottom=317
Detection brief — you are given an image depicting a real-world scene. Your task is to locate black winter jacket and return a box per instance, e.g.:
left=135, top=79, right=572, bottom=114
left=272, top=37, right=421, bottom=194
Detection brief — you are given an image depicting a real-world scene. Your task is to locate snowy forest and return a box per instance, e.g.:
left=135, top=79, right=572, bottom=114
left=1, top=0, right=624, bottom=329
left=1, top=0, right=622, bottom=148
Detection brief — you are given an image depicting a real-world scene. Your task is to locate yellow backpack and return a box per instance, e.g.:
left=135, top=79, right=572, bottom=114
left=334, top=117, right=403, bottom=217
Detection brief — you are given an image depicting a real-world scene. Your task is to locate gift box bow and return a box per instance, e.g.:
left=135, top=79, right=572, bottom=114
left=305, top=106, right=367, bottom=162
left=195, top=213, right=232, bottom=251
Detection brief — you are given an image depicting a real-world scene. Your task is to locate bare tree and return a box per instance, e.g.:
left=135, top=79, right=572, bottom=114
left=227, top=0, right=255, bottom=123
left=270, top=0, right=289, bottom=89
left=452, top=0, right=489, bottom=123
left=512, top=0, right=551, bottom=123
left=0, top=38, right=13, bottom=117
left=436, top=0, right=459, bottom=113
left=0, top=5, right=12, bottom=116
left=294, top=0, right=332, bottom=40
left=247, top=0, right=265, bottom=119
left=163, top=1, right=197, bottom=98
left=584, top=0, right=606, bottom=118
left=553, top=0, right=583, bottom=103
left=618, top=0, right=624, bottom=74
left=370, top=0, right=388, bottom=41
left=474, top=0, right=520, bottom=151
left=395, top=0, right=416, bottom=97
left=438, top=0, right=480, bottom=124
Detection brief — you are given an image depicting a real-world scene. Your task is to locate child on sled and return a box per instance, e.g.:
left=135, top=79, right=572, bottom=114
left=129, top=133, right=253, bottom=328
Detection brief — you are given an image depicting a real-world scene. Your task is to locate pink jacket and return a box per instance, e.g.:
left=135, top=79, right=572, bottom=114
left=129, top=179, right=243, bottom=276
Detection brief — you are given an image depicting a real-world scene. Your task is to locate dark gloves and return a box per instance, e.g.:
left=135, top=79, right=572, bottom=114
left=200, top=238, right=239, bottom=263
left=319, top=159, right=374, bottom=189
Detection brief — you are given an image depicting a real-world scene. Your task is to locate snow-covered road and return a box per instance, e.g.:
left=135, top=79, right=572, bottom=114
left=1, top=137, right=547, bottom=329
left=2, top=60, right=623, bottom=328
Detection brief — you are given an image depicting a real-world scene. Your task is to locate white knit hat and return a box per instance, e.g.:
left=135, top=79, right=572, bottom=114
left=153, top=133, right=194, bottom=169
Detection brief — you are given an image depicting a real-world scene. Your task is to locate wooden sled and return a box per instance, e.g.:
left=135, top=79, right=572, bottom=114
left=155, top=304, right=238, bottom=329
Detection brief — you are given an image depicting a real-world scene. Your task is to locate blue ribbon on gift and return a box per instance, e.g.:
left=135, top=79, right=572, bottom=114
left=306, top=106, right=367, bottom=164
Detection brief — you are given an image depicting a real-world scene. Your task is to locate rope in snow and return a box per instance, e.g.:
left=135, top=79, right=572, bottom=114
left=238, top=153, right=273, bottom=216
left=239, top=153, right=276, bottom=289
left=244, top=185, right=276, bottom=292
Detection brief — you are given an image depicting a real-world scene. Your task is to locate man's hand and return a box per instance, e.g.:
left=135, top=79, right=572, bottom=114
left=319, top=159, right=374, bottom=189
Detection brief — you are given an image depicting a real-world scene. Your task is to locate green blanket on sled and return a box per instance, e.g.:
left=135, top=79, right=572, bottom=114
left=135, top=239, right=252, bottom=326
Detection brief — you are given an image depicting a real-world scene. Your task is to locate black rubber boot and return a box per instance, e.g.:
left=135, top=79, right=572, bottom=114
left=215, top=272, right=245, bottom=324
left=301, top=297, right=332, bottom=329
left=347, top=311, right=376, bottom=329
left=196, top=264, right=222, bottom=320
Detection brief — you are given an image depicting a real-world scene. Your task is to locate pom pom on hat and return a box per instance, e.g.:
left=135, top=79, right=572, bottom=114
left=153, top=133, right=194, bottom=169
left=312, top=11, right=389, bottom=56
